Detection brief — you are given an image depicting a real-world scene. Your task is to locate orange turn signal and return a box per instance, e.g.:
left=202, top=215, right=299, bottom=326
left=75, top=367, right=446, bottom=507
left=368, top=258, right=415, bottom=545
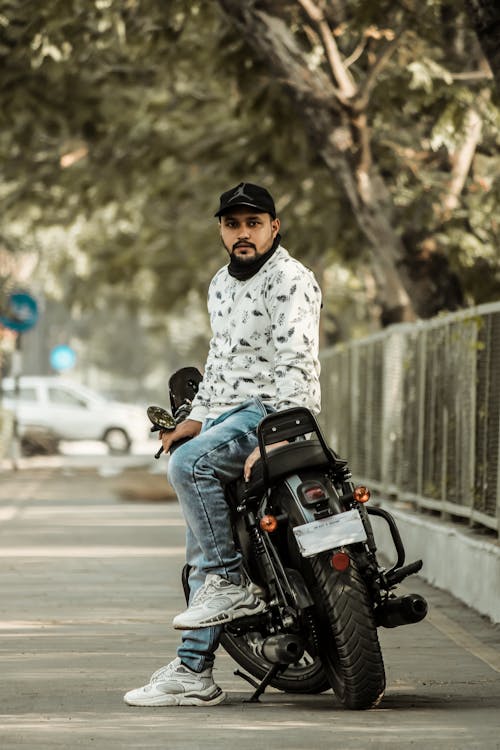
left=353, top=485, right=370, bottom=503
left=331, top=551, right=350, bottom=571
left=260, top=515, right=278, bottom=533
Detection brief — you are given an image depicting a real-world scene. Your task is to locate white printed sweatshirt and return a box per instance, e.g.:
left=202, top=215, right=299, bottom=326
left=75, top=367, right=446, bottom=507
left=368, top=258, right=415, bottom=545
left=189, top=246, right=322, bottom=422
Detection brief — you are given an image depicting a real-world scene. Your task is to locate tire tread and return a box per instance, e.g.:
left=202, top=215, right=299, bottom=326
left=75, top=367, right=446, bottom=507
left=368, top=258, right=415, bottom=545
left=310, top=554, right=386, bottom=709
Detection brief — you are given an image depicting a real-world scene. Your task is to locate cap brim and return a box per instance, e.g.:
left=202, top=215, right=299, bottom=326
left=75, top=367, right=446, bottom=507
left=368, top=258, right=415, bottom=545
left=214, top=202, right=275, bottom=217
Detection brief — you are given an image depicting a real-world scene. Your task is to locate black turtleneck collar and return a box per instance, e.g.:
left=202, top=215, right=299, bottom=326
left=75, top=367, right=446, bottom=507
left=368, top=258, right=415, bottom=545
left=227, top=234, right=281, bottom=281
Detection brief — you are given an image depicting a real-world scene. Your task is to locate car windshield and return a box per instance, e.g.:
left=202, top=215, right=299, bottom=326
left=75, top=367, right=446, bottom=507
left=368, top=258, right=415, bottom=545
left=48, top=387, right=89, bottom=408
left=68, top=385, right=110, bottom=404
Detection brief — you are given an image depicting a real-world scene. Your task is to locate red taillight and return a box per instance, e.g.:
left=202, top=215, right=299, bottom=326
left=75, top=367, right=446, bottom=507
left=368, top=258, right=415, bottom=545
left=304, top=486, right=326, bottom=501
left=260, top=515, right=278, bottom=533
left=331, top=551, right=350, bottom=571
left=353, top=485, right=370, bottom=503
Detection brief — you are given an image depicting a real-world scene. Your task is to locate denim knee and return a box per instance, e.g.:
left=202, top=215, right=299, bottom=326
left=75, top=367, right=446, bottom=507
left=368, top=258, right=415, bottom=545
left=167, top=442, right=194, bottom=489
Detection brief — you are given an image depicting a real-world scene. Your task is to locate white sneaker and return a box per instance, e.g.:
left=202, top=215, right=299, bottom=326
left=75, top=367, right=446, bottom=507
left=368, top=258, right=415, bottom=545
left=123, top=658, right=226, bottom=707
left=173, top=574, right=266, bottom=630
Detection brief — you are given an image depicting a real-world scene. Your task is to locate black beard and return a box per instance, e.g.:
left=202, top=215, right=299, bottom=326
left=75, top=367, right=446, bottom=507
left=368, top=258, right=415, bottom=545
left=227, top=234, right=281, bottom=281
left=231, top=241, right=258, bottom=262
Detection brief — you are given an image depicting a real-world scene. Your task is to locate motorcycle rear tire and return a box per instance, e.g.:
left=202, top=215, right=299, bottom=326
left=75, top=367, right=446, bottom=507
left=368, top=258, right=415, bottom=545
left=308, top=553, right=386, bottom=709
left=220, top=631, right=330, bottom=694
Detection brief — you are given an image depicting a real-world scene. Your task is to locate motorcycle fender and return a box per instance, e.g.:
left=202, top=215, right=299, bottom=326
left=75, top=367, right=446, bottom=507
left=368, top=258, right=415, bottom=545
left=281, top=473, right=339, bottom=525
left=279, top=473, right=362, bottom=562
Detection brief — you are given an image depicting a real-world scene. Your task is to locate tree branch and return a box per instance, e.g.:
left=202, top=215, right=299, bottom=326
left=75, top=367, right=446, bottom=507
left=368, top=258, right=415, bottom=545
left=353, top=112, right=372, bottom=195
left=355, top=32, right=404, bottom=111
left=217, top=2, right=342, bottom=110
left=297, top=0, right=357, bottom=100
left=344, top=37, right=368, bottom=68
left=440, top=107, right=482, bottom=218
left=450, top=70, right=493, bottom=81
left=301, top=22, right=347, bottom=101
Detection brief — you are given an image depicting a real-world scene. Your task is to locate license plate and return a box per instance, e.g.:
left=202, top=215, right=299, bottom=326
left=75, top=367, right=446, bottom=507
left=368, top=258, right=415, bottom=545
left=292, top=509, right=367, bottom=558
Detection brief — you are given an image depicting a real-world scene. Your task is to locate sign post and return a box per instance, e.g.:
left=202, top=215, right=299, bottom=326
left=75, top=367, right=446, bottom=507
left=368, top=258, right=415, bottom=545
left=0, top=291, right=39, bottom=468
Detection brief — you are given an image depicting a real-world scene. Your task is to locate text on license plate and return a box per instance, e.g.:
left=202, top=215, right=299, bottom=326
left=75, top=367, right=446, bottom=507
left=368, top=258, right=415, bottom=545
left=292, top=509, right=367, bottom=558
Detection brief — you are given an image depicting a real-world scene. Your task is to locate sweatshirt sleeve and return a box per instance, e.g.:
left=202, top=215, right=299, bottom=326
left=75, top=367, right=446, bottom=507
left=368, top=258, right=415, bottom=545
left=188, top=336, right=217, bottom=423
left=188, top=393, right=210, bottom=423
left=265, top=262, right=322, bottom=414
left=187, top=276, right=219, bottom=423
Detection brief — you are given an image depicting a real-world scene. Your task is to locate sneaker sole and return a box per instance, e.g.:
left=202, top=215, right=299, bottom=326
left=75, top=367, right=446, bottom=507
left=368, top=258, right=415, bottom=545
left=173, top=599, right=267, bottom=630
left=124, top=688, right=227, bottom=707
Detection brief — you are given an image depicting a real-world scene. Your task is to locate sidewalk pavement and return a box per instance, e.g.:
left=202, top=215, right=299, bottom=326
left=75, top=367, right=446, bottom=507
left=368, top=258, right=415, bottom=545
left=1, top=465, right=499, bottom=750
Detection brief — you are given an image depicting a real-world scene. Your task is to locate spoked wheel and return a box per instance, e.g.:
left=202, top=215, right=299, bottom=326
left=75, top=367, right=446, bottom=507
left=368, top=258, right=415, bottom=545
left=181, top=563, right=329, bottom=694
left=308, top=553, right=386, bottom=709
left=220, top=629, right=330, bottom=695
left=181, top=559, right=330, bottom=695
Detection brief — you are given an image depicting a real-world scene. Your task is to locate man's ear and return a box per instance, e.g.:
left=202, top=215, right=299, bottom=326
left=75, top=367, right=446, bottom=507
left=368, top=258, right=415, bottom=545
left=271, top=217, right=281, bottom=237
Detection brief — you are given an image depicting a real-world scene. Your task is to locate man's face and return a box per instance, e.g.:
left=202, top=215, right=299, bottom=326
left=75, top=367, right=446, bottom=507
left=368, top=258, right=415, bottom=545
left=219, top=208, right=280, bottom=263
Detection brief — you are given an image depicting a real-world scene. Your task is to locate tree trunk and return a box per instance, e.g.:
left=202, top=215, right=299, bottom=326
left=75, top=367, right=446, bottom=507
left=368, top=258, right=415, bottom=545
left=318, top=137, right=415, bottom=322
left=217, top=1, right=463, bottom=322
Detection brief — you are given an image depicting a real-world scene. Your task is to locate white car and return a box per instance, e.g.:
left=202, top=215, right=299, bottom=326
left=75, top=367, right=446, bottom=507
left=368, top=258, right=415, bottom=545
left=1, top=376, right=149, bottom=455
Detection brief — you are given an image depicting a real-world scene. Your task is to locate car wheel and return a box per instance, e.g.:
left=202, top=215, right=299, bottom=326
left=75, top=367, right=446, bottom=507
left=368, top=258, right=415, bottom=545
left=103, top=428, right=131, bottom=455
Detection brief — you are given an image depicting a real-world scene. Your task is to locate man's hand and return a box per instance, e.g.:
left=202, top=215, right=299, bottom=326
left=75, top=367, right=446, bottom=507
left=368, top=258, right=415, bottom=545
left=160, top=419, right=202, bottom=454
left=244, top=440, right=289, bottom=482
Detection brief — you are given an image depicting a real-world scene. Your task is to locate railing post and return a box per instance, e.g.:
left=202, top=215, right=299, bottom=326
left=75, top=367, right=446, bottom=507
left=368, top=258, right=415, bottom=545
left=441, top=405, right=449, bottom=520
left=497, top=408, right=500, bottom=532
left=416, top=328, right=426, bottom=503
left=469, top=318, right=478, bottom=522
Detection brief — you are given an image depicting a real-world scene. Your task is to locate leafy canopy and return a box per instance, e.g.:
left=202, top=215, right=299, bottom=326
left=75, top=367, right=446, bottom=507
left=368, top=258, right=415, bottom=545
left=1, top=0, right=499, bottom=333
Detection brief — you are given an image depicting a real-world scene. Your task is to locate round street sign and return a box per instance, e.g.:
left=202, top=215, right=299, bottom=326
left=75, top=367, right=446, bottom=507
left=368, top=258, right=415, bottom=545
left=0, top=291, right=39, bottom=333
left=50, top=345, right=77, bottom=371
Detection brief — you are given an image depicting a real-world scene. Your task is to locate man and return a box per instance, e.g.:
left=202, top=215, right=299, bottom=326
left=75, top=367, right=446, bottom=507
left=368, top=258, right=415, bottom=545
left=124, top=182, right=321, bottom=707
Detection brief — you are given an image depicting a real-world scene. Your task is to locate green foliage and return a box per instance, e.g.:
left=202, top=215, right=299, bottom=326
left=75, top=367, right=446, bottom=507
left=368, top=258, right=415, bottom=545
left=347, top=2, right=500, bottom=304
left=1, top=0, right=499, bottom=343
left=1, top=0, right=360, bottom=320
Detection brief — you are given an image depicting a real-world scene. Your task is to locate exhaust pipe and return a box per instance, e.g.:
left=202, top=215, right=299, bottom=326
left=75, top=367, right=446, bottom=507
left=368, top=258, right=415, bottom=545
left=262, top=634, right=305, bottom=664
left=376, top=593, right=428, bottom=628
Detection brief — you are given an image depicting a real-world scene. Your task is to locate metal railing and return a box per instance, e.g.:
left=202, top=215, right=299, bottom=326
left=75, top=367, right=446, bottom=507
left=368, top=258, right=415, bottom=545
left=320, top=302, right=500, bottom=536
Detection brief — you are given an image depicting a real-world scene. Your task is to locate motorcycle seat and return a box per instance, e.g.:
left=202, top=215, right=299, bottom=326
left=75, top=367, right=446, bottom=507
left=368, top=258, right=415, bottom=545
left=234, top=439, right=332, bottom=501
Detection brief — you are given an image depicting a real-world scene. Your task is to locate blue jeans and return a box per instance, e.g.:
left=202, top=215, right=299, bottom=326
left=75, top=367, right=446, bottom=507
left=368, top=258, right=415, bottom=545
left=167, top=398, right=270, bottom=672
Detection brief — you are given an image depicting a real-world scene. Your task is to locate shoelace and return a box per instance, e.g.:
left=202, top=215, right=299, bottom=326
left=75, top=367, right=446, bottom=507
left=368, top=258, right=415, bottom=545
left=150, top=663, right=178, bottom=684
left=190, top=578, right=222, bottom=606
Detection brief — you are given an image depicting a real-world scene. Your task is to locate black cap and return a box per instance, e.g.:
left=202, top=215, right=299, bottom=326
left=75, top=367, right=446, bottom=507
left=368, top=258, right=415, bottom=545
left=214, top=182, right=276, bottom=218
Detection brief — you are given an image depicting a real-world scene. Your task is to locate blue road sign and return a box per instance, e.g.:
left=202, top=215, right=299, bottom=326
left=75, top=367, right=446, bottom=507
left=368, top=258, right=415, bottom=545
left=50, top=345, right=77, bottom=371
left=0, top=292, right=39, bottom=333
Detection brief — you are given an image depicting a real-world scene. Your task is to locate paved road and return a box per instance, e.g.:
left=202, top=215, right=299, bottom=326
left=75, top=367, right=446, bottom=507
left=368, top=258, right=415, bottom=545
left=0, top=463, right=499, bottom=750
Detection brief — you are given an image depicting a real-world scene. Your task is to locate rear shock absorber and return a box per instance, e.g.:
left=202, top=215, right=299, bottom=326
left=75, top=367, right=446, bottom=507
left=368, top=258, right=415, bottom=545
left=245, top=510, right=284, bottom=605
left=247, top=514, right=267, bottom=557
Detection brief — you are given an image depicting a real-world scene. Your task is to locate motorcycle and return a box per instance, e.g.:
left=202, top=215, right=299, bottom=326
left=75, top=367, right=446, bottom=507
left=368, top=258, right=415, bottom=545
left=148, top=367, right=428, bottom=709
